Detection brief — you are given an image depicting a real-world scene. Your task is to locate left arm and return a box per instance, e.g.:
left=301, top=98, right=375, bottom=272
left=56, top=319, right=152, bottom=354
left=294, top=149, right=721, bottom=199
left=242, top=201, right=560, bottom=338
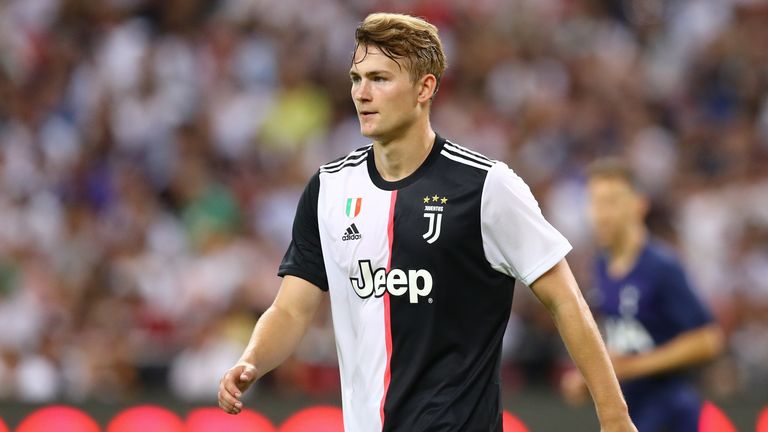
left=477, top=163, right=634, bottom=430
left=611, top=323, right=724, bottom=380
left=530, top=259, right=635, bottom=432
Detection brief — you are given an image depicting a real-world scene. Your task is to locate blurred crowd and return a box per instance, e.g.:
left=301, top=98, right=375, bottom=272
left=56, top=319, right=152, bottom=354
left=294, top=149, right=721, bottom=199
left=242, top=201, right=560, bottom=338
left=0, top=0, right=766, bottom=404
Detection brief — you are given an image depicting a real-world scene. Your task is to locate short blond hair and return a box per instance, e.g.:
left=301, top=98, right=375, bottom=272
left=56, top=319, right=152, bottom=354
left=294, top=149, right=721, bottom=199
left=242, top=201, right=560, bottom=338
left=354, top=13, right=447, bottom=92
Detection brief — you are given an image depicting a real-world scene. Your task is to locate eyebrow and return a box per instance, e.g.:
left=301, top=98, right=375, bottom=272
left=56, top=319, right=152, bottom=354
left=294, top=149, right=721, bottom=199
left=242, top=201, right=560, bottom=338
left=349, top=70, right=393, bottom=78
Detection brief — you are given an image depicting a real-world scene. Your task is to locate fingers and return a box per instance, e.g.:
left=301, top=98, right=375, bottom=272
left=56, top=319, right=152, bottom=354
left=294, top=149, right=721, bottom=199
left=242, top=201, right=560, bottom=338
left=218, top=372, right=244, bottom=414
left=218, top=397, right=242, bottom=415
left=225, top=376, right=244, bottom=400
left=218, top=363, right=260, bottom=414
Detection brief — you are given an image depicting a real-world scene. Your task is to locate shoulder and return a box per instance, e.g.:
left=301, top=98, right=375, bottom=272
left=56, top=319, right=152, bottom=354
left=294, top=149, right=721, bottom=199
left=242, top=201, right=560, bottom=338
left=437, top=140, right=530, bottom=203
left=319, top=144, right=373, bottom=174
left=477, top=156, right=538, bottom=203
left=437, top=139, right=530, bottom=188
left=438, top=139, right=500, bottom=173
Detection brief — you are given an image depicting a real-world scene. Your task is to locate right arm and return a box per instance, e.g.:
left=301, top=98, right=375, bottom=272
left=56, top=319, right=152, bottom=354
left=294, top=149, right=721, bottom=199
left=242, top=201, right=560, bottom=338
left=218, top=275, right=325, bottom=414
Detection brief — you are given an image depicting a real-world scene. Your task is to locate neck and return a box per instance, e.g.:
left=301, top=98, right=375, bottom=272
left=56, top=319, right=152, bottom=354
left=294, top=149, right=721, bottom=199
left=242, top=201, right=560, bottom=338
left=372, top=122, right=436, bottom=182
left=607, top=223, right=647, bottom=276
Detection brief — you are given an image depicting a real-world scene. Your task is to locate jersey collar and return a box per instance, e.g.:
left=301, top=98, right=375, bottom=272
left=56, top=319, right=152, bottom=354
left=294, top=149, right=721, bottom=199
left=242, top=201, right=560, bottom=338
left=367, top=133, right=446, bottom=191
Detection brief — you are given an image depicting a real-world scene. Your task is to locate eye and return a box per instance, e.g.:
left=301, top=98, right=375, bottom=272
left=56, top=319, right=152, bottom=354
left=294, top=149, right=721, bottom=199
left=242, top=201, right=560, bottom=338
left=350, top=76, right=360, bottom=83
left=373, top=76, right=387, bottom=82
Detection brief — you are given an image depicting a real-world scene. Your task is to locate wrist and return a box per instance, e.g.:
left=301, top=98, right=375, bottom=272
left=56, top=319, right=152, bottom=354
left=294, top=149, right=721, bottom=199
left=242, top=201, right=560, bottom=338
left=597, top=401, right=630, bottom=425
left=238, top=351, right=258, bottom=368
left=592, top=385, right=629, bottom=417
left=598, top=410, right=632, bottom=430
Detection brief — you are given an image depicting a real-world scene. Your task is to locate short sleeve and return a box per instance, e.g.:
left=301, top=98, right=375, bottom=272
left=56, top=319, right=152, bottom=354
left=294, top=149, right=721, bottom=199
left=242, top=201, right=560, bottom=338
left=277, top=172, right=329, bottom=291
left=658, top=258, right=713, bottom=331
left=480, top=162, right=572, bottom=285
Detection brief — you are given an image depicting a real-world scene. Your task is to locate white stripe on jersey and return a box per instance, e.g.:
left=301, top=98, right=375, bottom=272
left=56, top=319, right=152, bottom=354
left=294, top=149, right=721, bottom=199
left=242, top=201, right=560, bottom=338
left=440, top=149, right=492, bottom=171
left=320, top=155, right=368, bottom=173
left=445, top=140, right=495, bottom=162
left=320, top=146, right=372, bottom=171
left=317, top=161, right=391, bottom=431
left=444, top=142, right=494, bottom=166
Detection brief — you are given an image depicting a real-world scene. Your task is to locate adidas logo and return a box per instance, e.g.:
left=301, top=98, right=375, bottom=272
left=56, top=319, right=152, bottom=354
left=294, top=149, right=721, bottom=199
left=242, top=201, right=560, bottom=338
left=342, top=223, right=362, bottom=241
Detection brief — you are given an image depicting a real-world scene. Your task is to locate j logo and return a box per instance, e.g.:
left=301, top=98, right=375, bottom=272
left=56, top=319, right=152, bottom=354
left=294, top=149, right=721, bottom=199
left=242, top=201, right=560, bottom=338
left=423, top=213, right=442, bottom=244
left=422, top=194, right=447, bottom=244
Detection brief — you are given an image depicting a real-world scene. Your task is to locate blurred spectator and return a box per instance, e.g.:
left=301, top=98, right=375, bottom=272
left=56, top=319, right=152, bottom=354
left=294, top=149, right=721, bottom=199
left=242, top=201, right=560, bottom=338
left=0, top=0, right=766, bottom=403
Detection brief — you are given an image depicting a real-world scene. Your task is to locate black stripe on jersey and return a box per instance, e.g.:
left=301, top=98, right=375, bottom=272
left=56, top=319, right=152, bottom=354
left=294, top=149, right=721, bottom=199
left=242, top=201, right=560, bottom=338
left=382, top=164, right=510, bottom=431
left=320, top=154, right=368, bottom=174
left=351, top=223, right=359, bottom=234
left=445, top=141, right=493, bottom=163
left=443, top=143, right=494, bottom=167
left=320, top=145, right=372, bottom=170
left=346, top=227, right=353, bottom=235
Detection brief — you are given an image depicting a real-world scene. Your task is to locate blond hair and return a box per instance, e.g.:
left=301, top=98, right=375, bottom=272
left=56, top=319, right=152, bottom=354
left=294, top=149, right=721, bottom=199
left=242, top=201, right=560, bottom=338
left=354, top=13, right=447, bottom=93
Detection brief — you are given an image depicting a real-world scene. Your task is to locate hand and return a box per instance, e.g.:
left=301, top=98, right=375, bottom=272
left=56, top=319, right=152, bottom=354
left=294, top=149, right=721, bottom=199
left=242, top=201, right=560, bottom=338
left=218, top=361, right=259, bottom=414
left=560, top=368, right=589, bottom=406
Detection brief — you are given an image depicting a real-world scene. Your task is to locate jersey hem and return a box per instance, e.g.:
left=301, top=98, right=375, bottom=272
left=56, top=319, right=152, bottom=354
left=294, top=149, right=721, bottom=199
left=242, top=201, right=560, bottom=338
left=518, top=242, right=572, bottom=286
left=277, top=267, right=329, bottom=291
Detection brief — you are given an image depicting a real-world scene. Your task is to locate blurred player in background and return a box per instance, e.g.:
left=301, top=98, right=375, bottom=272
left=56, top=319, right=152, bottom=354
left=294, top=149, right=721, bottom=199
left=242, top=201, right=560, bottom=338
left=219, top=13, right=636, bottom=431
left=562, top=159, right=724, bottom=431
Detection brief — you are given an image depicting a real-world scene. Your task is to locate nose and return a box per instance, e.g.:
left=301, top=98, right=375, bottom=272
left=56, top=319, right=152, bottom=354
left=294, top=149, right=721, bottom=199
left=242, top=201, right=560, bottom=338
left=352, top=79, right=372, bottom=103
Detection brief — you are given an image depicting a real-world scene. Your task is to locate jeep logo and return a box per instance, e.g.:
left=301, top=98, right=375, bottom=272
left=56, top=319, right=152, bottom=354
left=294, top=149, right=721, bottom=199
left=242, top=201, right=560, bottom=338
left=349, top=260, right=433, bottom=304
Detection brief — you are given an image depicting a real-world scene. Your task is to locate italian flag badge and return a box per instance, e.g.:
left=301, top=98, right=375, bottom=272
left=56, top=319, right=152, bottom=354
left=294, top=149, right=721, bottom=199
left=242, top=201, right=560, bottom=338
left=346, top=197, right=362, bottom=218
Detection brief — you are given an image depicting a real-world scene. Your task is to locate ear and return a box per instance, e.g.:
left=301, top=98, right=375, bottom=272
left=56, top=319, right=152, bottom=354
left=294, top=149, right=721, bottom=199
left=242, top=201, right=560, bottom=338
left=416, top=74, right=438, bottom=103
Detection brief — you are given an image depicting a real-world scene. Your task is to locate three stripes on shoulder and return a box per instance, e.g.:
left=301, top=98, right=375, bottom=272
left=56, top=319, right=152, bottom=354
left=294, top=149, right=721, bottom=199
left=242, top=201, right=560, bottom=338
left=441, top=141, right=496, bottom=171
left=320, top=141, right=495, bottom=174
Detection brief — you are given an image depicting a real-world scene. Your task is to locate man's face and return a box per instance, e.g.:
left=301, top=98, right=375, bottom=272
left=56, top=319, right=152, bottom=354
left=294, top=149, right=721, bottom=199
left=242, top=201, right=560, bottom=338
left=349, top=45, right=421, bottom=141
left=587, top=176, right=643, bottom=248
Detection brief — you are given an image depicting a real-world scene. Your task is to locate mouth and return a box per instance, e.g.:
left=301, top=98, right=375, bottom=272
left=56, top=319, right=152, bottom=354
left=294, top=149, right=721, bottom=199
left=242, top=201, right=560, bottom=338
left=359, top=111, right=378, bottom=118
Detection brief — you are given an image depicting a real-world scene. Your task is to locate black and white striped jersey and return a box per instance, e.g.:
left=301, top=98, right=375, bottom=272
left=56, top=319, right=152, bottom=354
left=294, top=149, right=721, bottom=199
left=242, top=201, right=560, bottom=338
left=279, top=134, right=571, bottom=432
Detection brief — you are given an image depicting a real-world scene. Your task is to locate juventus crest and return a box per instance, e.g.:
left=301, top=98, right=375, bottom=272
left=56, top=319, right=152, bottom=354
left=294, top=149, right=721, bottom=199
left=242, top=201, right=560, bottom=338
left=422, top=194, right=448, bottom=244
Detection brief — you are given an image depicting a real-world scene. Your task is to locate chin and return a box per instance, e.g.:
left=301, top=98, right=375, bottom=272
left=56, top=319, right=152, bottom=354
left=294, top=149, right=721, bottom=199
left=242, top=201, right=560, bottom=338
left=359, top=125, right=375, bottom=137
left=360, top=128, right=384, bottom=141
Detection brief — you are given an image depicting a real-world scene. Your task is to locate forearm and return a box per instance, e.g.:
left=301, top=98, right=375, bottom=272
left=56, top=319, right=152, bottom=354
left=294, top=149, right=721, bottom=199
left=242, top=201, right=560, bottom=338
left=531, top=260, right=630, bottom=426
left=551, top=294, right=629, bottom=424
left=615, top=324, right=723, bottom=380
left=218, top=277, right=323, bottom=414
left=239, top=303, right=315, bottom=378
